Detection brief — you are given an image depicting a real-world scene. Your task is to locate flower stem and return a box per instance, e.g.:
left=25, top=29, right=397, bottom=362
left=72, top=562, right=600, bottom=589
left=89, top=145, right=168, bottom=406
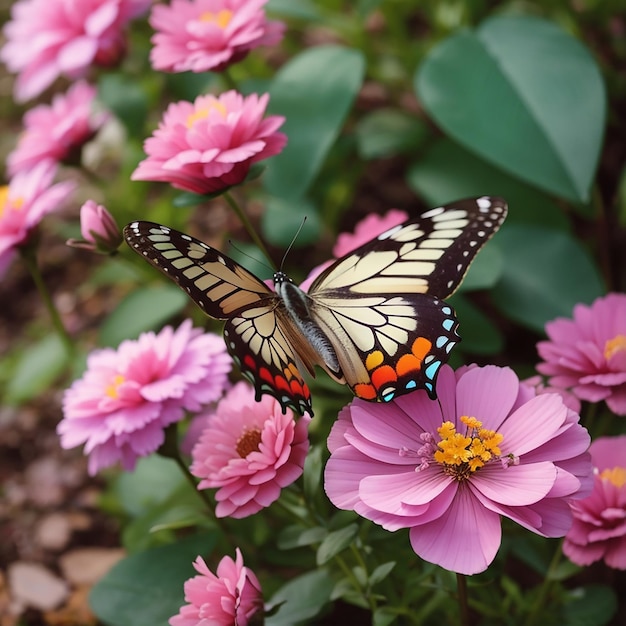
left=19, top=242, right=74, bottom=357
left=456, top=573, right=470, bottom=626
left=524, top=541, right=563, bottom=626
left=223, top=191, right=276, bottom=270
left=221, top=68, right=239, bottom=92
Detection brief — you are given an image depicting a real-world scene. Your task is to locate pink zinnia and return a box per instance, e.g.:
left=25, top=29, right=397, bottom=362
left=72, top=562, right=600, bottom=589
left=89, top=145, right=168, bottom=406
left=564, top=435, right=626, bottom=570
left=191, top=382, right=310, bottom=519
left=7, top=81, right=109, bottom=176
left=536, top=293, right=626, bottom=416
left=131, top=90, right=286, bottom=195
left=1, top=0, right=152, bottom=102
left=59, top=320, right=232, bottom=475
left=324, top=364, right=592, bottom=575
left=0, top=162, right=75, bottom=277
left=169, top=548, right=263, bottom=626
left=150, top=0, right=284, bottom=73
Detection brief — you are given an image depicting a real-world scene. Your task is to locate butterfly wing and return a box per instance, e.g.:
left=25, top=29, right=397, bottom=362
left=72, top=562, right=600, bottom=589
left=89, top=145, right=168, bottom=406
left=123, top=221, right=313, bottom=415
left=308, top=196, right=507, bottom=401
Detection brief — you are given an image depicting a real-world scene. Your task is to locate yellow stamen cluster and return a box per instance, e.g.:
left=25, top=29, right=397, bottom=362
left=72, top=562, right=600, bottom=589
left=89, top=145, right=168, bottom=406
left=604, top=335, right=626, bottom=361
left=199, top=9, right=233, bottom=29
left=236, top=428, right=262, bottom=458
left=599, top=466, right=626, bottom=488
left=435, top=416, right=503, bottom=479
left=186, top=101, right=228, bottom=128
left=105, top=374, right=125, bottom=399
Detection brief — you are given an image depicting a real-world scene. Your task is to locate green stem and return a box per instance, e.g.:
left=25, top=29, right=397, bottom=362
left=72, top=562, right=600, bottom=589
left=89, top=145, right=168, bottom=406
left=524, top=541, right=563, bottom=626
left=221, top=68, right=239, bottom=92
left=224, top=191, right=276, bottom=269
left=456, top=573, right=470, bottom=626
left=19, top=243, right=74, bottom=357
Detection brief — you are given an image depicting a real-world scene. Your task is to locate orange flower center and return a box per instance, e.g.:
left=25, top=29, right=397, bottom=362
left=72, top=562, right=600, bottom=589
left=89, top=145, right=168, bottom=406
left=105, top=374, right=125, bottom=399
left=599, top=466, right=626, bottom=488
left=0, top=185, right=23, bottom=218
left=199, top=9, right=233, bottom=29
left=186, top=101, right=228, bottom=128
left=236, top=428, right=262, bottom=458
left=604, top=334, right=626, bottom=361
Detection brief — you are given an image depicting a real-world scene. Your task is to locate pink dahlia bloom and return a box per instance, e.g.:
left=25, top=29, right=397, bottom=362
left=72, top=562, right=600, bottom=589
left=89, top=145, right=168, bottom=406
left=564, top=435, right=626, bottom=569
left=131, top=90, right=286, bottom=195
left=537, top=294, right=626, bottom=416
left=169, top=548, right=263, bottom=626
left=150, top=0, right=284, bottom=73
left=7, top=81, right=109, bottom=176
left=1, top=0, right=152, bottom=102
left=324, top=364, right=592, bottom=575
left=191, top=381, right=310, bottom=518
left=66, top=199, right=122, bottom=254
left=0, top=162, right=75, bottom=277
left=59, top=320, right=232, bottom=475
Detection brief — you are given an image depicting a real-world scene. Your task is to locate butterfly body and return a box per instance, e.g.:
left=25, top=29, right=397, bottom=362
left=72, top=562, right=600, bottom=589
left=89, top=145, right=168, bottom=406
left=124, top=196, right=507, bottom=415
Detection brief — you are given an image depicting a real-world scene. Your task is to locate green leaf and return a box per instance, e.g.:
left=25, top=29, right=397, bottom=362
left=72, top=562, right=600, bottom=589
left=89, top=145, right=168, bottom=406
left=278, top=526, right=327, bottom=550
left=99, top=285, right=189, bottom=346
left=90, top=533, right=217, bottom=626
left=458, top=241, right=503, bottom=292
left=491, top=225, right=604, bottom=331
left=448, top=294, right=504, bottom=355
left=317, top=524, right=359, bottom=565
left=260, top=196, right=321, bottom=248
left=302, top=444, right=324, bottom=504
left=267, top=0, right=322, bottom=20
left=563, top=585, right=618, bottom=626
left=98, top=74, right=150, bottom=140
left=264, top=46, right=365, bottom=199
left=369, top=561, right=396, bottom=586
left=415, top=15, right=606, bottom=203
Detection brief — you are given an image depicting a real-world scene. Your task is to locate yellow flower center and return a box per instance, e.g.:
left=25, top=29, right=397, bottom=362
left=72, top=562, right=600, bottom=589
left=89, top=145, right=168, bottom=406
left=236, top=428, right=262, bottom=458
left=199, top=9, right=233, bottom=29
left=105, top=374, right=125, bottom=399
left=186, top=101, right=228, bottom=128
left=435, top=416, right=504, bottom=480
left=599, top=466, right=626, bottom=488
left=0, top=185, right=24, bottom=218
left=604, top=335, right=626, bottom=361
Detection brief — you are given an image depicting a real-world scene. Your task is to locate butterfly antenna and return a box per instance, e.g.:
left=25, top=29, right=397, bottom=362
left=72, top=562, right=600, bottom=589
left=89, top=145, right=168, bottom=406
left=228, top=240, right=274, bottom=273
left=280, top=216, right=308, bottom=271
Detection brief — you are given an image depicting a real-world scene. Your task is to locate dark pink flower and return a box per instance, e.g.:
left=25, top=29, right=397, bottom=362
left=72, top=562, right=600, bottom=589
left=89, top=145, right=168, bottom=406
left=7, top=81, right=109, bottom=176
left=169, top=548, right=263, bottom=626
left=59, top=320, right=232, bottom=475
left=324, top=364, right=592, bottom=575
left=131, top=90, right=286, bottom=195
left=564, top=435, right=626, bottom=569
left=150, top=0, right=284, bottom=73
left=66, top=199, right=122, bottom=254
left=0, top=162, right=75, bottom=277
left=1, top=0, right=152, bottom=102
left=191, top=382, right=310, bottom=518
left=537, top=294, right=626, bottom=416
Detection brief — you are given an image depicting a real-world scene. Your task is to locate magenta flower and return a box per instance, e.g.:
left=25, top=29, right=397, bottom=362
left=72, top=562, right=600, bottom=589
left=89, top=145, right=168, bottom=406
left=7, top=81, right=109, bottom=176
left=131, top=90, right=286, bottom=195
left=324, top=364, right=592, bottom=575
left=66, top=199, right=122, bottom=254
left=191, top=381, right=310, bottom=519
left=150, top=0, right=284, bottom=73
left=169, top=548, right=263, bottom=626
left=563, top=435, right=626, bottom=570
left=537, top=293, right=626, bottom=416
left=0, top=162, right=75, bottom=277
left=59, top=320, right=232, bottom=475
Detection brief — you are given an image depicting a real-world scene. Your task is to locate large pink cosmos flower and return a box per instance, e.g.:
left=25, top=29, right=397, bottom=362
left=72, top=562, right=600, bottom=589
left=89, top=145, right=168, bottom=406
left=1, top=0, right=152, bottom=102
left=191, top=381, right=310, bottom=518
left=536, top=294, right=626, bottom=416
left=59, top=320, right=232, bottom=475
left=169, top=548, right=263, bottom=626
left=0, top=162, right=75, bottom=277
left=563, top=435, right=626, bottom=569
left=7, top=81, right=110, bottom=176
left=131, top=90, right=286, bottom=195
left=150, top=0, right=284, bottom=73
left=324, top=364, right=592, bottom=575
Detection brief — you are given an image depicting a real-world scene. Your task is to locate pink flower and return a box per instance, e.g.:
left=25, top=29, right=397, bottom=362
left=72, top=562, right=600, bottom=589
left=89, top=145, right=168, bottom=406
left=1, top=0, right=152, bottom=102
left=191, top=381, right=310, bottom=518
left=169, top=548, right=263, bottom=626
left=150, top=0, right=284, bottom=73
left=0, top=162, right=75, bottom=277
left=564, top=435, right=626, bottom=569
left=7, top=81, right=109, bottom=176
left=66, top=199, right=122, bottom=254
left=536, top=293, right=626, bottom=416
left=324, top=364, right=592, bottom=575
left=59, top=320, right=232, bottom=475
left=131, top=90, right=286, bottom=195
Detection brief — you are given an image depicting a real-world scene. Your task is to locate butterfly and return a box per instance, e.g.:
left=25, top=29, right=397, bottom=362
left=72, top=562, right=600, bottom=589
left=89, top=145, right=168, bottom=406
left=124, top=196, right=507, bottom=416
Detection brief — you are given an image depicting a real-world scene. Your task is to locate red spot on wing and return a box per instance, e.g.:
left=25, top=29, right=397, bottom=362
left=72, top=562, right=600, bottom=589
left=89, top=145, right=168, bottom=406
left=371, top=365, right=398, bottom=390
left=354, top=383, right=377, bottom=400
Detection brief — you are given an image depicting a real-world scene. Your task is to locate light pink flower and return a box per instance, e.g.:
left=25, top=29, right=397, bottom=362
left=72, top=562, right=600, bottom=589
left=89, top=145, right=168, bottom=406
left=131, top=90, right=286, bottom=195
left=324, top=364, right=592, bottom=575
left=0, top=162, right=75, bottom=277
left=66, top=199, right=122, bottom=254
left=564, top=435, right=626, bottom=570
left=59, top=320, right=232, bottom=475
left=150, top=0, right=284, bottom=73
left=169, top=548, right=263, bottom=626
left=1, top=0, right=152, bottom=102
left=537, top=294, right=626, bottom=416
left=191, top=381, right=310, bottom=518
left=7, top=81, right=109, bottom=176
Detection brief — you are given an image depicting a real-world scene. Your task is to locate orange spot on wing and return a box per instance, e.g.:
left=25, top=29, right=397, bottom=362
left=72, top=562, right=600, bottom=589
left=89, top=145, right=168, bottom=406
left=371, top=365, right=398, bottom=390
left=396, top=353, right=423, bottom=376
left=412, top=337, right=433, bottom=360
left=354, top=383, right=377, bottom=400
